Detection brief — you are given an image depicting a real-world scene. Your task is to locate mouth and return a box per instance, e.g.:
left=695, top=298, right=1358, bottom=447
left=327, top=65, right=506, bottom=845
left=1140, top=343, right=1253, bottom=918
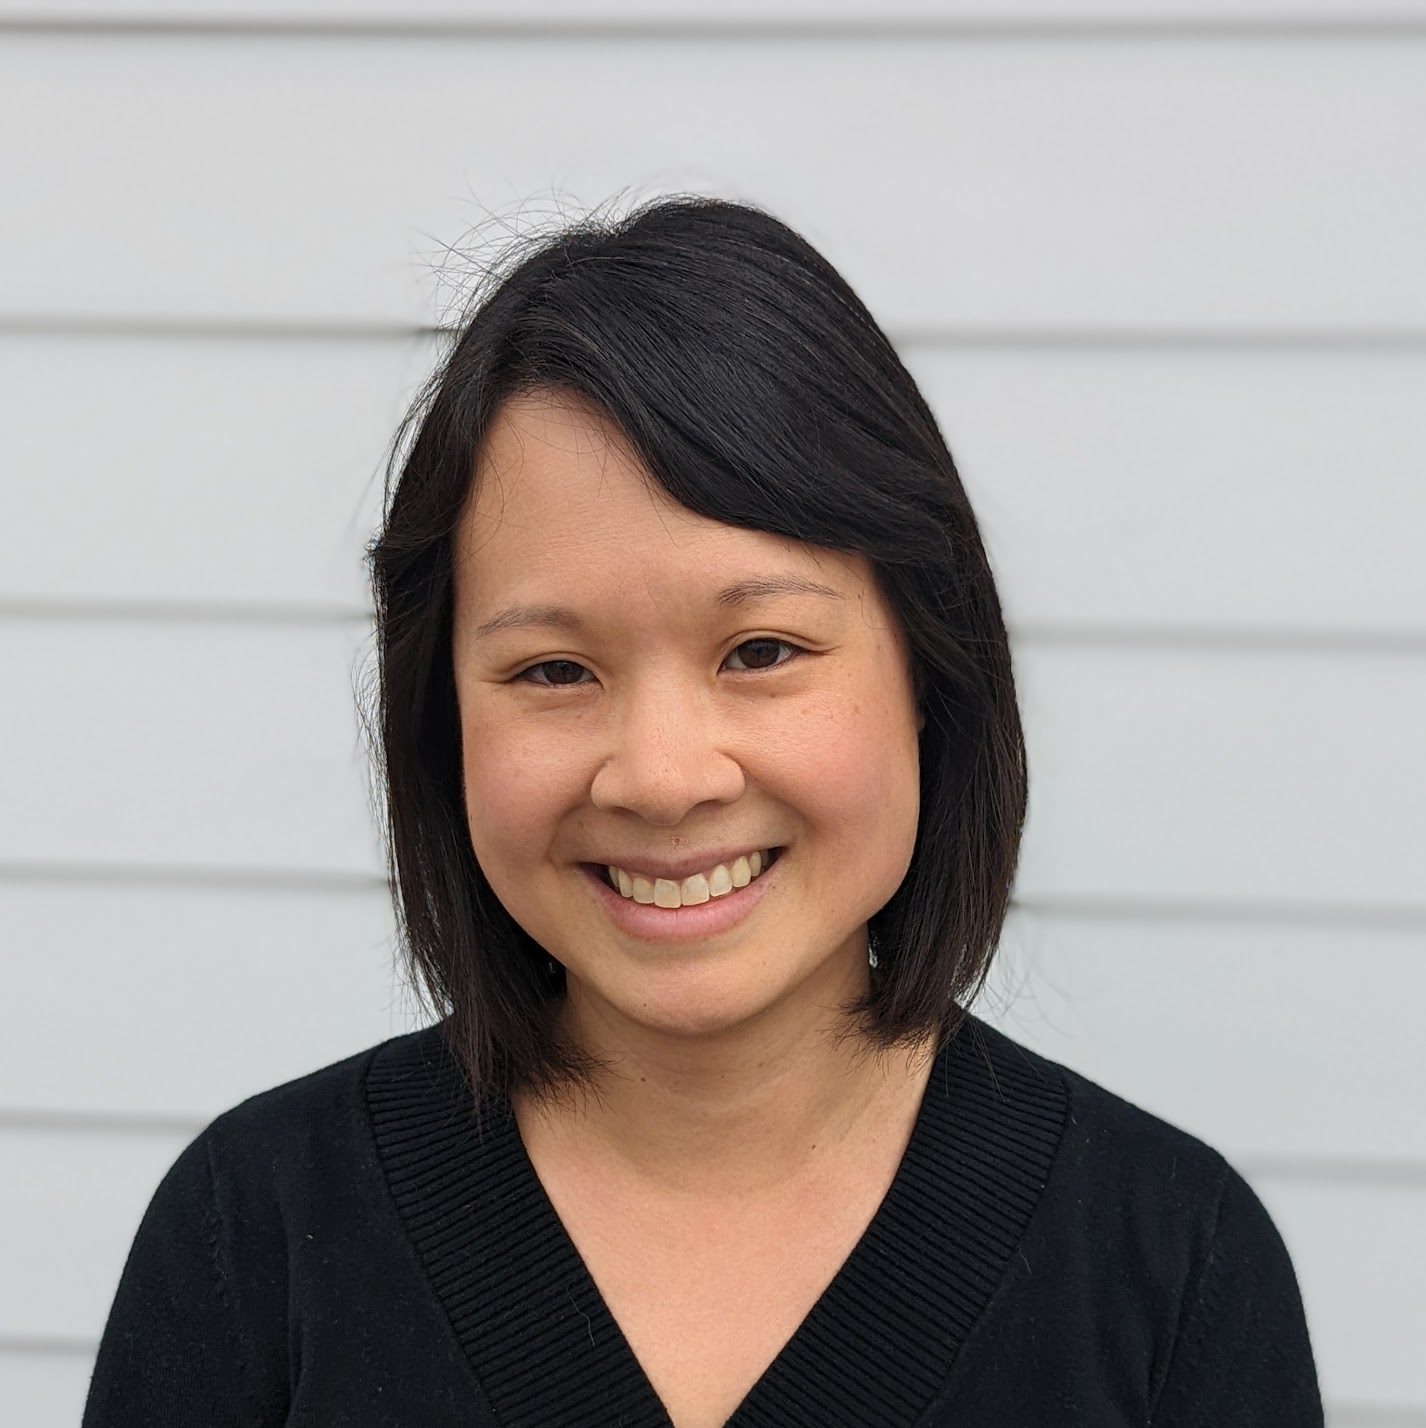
left=581, top=846, right=784, bottom=896
left=576, top=847, right=786, bottom=943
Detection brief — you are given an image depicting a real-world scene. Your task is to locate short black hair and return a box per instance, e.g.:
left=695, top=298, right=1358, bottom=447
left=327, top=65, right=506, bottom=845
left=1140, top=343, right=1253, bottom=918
left=360, top=193, right=1027, bottom=1121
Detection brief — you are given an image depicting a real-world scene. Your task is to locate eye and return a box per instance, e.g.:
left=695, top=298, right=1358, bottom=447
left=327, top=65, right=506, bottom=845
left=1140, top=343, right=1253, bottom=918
left=723, top=638, right=805, bottom=673
left=513, top=639, right=807, bottom=689
left=514, top=659, right=591, bottom=689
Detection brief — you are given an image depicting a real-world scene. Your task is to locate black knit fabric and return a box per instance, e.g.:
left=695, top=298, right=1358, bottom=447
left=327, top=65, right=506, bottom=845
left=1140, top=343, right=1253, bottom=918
left=82, top=1012, right=1324, bottom=1426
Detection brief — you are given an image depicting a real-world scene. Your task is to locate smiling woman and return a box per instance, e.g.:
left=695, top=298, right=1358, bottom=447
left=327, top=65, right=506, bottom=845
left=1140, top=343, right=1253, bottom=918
left=82, top=195, right=1323, bottom=1428
left=445, top=385, right=929, bottom=1083
left=358, top=202, right=1020, bottom=1140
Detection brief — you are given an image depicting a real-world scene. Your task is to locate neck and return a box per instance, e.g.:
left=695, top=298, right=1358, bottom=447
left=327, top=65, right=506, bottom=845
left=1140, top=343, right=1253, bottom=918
left=514, top=977, right=937, bottom=1205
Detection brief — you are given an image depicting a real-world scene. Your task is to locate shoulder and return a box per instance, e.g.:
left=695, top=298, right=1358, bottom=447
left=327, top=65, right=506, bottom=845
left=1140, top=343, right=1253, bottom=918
left=965, top=1016, right=1320, bottom=1406
left=963, top=1012, right=1264, bottom=1319
left=968, top=1012, right=1234, bottom=1206
left=932, top=1018, right=1321, bottom=1418
left=181, top=1022, right=447, bottom=1208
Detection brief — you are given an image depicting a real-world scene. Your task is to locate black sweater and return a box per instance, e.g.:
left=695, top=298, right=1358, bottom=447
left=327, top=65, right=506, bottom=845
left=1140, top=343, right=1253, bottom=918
left=82, top=1012, right=1324, bottom=1426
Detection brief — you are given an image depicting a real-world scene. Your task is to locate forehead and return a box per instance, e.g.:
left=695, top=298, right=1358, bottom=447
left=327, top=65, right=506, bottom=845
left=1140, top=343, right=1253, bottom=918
left=465, top=389, right=705, bottom=533
left=454, top=391, right=858, bottom=602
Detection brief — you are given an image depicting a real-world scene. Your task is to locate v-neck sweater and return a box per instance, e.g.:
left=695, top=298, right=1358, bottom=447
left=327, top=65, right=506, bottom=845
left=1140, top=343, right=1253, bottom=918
left=82, top=1011, right=1324, bottom=1427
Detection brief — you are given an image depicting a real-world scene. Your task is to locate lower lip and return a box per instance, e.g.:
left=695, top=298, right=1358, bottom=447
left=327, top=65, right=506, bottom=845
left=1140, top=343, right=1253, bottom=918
left=578, top=851, right=784, bottom=943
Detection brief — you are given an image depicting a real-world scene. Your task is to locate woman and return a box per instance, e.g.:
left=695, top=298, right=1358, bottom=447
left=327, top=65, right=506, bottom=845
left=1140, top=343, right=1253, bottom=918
left=83, top=195, right=1323, bottom=1427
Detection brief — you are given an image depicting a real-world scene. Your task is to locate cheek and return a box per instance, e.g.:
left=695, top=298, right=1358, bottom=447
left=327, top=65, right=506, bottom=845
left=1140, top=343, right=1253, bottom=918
left=771, top=691, right=920, bottom=854
left=458, top=715, right=573, bottom=867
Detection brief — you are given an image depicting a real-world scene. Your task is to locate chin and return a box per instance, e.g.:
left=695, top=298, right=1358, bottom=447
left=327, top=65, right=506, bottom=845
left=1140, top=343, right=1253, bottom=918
left=578, top=954, right=820, bottom=1042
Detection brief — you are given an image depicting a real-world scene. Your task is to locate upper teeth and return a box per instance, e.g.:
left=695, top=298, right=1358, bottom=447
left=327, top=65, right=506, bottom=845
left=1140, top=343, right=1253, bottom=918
left=605, top=850, right=775, bottom=907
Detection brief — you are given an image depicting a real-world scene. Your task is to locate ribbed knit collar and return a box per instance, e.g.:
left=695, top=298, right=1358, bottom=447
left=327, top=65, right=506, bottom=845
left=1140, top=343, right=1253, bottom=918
left=365, top=1011, right=1067, bottom=1428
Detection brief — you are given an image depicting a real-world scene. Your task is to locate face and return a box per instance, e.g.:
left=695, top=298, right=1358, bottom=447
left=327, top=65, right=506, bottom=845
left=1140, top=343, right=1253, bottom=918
left=450, top=389, right=925, bottom=1049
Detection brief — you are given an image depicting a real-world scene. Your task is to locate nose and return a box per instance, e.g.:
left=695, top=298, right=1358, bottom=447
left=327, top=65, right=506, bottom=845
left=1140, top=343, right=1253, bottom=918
left=588, top=680, right=746, bottom=824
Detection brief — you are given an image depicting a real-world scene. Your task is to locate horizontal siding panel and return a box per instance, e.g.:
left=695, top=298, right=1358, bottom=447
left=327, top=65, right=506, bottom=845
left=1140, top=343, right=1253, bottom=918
left=5, top=1125, right=195, bottom=1341
left=3, top=620, right=1419, bottom=904
left=1, top=36, right=1422, bottom=328
left=4, top=1128, right=1417, bottom=1408
left=1257, top=1177, right=1426, bottom=1411
left=0, top=881, right=417, bottom=1118
left=5, top=335, right=1423, bottom=634
left=980, top=916, right=1423, bottom=1164
left=0, top=332, right=419, bottom=613
left=0, top=620, right=386, bottom=878
left=0, top=1353, right=95, bottom=1428
left=2, top=880, right=1418, bottom=1166
left=5, top=1, right=1426, bottom=25
left=1014, top=642, right=1423, bottom=908
left=928, top=347, right=1426, bottom=636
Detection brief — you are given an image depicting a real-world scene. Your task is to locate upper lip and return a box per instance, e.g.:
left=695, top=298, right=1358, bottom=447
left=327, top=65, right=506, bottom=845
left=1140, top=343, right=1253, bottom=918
left=586, top=845, right=780, bottom=883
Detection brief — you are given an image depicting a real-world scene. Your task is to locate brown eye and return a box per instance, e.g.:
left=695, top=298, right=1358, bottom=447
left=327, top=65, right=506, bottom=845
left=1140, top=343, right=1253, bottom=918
left=514, top=640, right=807, bottom=690
left=516, top=660, right=590, bottom=688
left=724, top=639, right=804, bottom=673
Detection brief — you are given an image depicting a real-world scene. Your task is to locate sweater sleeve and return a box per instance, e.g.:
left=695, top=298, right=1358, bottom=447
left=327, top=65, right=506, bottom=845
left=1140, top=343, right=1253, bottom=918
left=81, top=1122, right=289, bottom=1427
left=1149, top=1160, right=1324, bottom=1427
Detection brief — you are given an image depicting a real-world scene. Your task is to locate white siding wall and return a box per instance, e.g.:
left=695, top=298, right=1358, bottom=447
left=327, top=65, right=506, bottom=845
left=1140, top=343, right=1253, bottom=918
left=2, top=4, right=1422, bottom=1424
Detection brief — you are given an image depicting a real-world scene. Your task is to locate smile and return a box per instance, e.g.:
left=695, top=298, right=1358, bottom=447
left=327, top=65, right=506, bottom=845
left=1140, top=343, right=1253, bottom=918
left=577, top=848, right=786, bottom=944
left=601, top=847, right=782, bottom=907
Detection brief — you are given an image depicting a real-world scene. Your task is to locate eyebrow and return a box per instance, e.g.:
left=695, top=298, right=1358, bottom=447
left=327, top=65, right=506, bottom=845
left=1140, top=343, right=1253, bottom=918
left=472, top=575, right=846, bottom=642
